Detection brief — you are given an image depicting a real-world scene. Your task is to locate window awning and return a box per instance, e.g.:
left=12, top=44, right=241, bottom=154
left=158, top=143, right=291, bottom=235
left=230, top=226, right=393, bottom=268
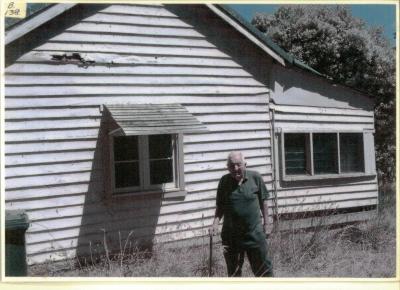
left=104, top=104, right=208, bottom=135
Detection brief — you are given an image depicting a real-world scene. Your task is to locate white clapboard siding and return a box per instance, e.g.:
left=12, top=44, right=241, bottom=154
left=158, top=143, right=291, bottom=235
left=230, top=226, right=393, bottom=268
left=5, top=106, right=101, bottom=120
left=7, top=75, right=263, bottom=86
left=6, top=63, right=252, bottom=76
left=186, top=104, right=268, bottom=114
left=5, top=95, right=268, bottom=108
left=83, top=13, right=194, bottom=28
left=275, top=122, right=374, bottom=131
left=65, top=22, right=205, bottom=38
left=25, top=210, right=216, bottom=240
left=184, top=139, right=270, bottom=154
left=278, top=190, right=377, bottom=206
left=194, top=113, right=268, bottom=123
left=276, top=182, right=378, bottom=199
left=272, top=104, right=374, bottom=117
left=5, top=170, right=102, bottom=190
left=5, top=161, right=95, bottom=178
left=99, top=5, right=179, bottom=17
left=15, top=51, right=240, bottom=67
left=184, top=130, right=269, bottom=143
left=6, top=85, right=268, bottom=97
left=5, top=140, right=98, bottom=155
left=198, top=122, right=269, bottom=132
left=5, top=150, right=96, bottom=166
left=278, top=198, right=377, bottom=214
left=5, top=128, right=100, bottom=143
left=6, top=194, right=89, bottom=211
left=36, top=42, right=230, bottom=58
left=26, top=199, right=216, bottom=233
left=26, top=208, right=217, bottom=245
left=5, top=183, right=93, bottom=201
left=26, top=218, right=215, bottom=255
left=274, top=103, right=374, bottom=131
left=5, top=118, right=100, bottom=131
left=274, top=113, right=373, bottom=124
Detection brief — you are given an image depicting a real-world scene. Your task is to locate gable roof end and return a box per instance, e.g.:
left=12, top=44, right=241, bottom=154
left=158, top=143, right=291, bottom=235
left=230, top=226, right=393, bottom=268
left=5, top=2, right=323, bottom=78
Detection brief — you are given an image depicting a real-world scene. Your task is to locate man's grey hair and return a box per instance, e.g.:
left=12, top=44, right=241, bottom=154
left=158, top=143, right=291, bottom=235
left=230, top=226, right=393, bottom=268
left=227, top=151, right=246, bottom=164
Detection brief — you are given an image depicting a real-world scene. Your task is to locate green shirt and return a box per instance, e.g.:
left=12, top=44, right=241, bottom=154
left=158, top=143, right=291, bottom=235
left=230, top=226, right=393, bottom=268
left=216, top=170, right=269, bottom=248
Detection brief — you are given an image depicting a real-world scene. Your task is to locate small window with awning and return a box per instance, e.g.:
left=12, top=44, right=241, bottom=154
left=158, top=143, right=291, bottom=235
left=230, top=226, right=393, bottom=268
left=102, top=104, right=208, bottom=199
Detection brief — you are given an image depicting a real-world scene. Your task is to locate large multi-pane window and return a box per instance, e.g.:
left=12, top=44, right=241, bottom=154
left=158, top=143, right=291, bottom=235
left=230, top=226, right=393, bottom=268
left=283, top=132, right=365, bottom=177
left=111, top=134, right=179, bottom=194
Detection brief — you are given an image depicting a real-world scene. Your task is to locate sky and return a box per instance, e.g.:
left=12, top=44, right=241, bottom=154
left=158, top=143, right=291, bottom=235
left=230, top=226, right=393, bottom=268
left=228, top=4, right=397, bottom=46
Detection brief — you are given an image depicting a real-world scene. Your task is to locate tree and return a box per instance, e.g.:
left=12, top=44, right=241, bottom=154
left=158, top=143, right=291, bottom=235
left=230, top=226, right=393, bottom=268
left=252, top=5, right=395, bottom=185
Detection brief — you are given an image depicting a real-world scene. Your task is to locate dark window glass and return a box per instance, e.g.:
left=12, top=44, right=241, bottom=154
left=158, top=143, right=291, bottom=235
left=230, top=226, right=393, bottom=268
left=313, top=133, right=338, bottom=174
left=149, top=134, right=173, bottom=184
left=114, top=136, right=138, bottom=161
left=285, top=133, right=308, bottom=175
left=114, top=162, right=140, bottom=189
left=340, top=133, right=364, bottom=173
left=150, top=159, right=173, bottom=184
left=149, top=135, right=172, bottom=159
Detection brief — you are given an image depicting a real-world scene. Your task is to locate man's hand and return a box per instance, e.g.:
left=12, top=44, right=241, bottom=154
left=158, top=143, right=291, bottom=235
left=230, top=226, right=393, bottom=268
left=209, top=218, right=219, bottom=236
left=263, top=222, right=274, bottom=236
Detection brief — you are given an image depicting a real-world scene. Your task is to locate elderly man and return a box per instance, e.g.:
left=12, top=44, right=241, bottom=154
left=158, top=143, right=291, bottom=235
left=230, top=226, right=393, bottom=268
left=210, top=151, right=273, bottom=277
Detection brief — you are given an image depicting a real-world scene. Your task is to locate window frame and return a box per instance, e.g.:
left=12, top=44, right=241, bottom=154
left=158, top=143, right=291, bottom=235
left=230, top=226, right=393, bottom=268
left=280, top=129, right=373, bottom=182
left=104, top=130, right=186, bottom=200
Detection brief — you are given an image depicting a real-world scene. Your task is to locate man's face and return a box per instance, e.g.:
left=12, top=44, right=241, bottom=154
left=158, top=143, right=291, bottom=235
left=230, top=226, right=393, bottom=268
left=227, top=154, right=246, bottom=181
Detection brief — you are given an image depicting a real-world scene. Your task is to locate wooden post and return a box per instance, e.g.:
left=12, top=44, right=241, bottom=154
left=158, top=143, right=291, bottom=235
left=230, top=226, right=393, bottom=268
left=208, top=233, right=213, bottom=277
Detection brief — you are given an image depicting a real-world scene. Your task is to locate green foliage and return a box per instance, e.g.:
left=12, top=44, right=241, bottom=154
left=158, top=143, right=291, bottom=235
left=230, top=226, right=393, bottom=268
left=252, top=5, right=395, bottom=183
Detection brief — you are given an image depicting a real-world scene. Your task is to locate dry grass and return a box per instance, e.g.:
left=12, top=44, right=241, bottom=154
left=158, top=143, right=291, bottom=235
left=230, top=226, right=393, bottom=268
left=29, top=187, right=396, bottom=278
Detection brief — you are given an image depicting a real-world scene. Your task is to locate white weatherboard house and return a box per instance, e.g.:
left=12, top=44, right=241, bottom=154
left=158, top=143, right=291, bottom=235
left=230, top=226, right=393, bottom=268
left=4, top=4, right=378, bottom=265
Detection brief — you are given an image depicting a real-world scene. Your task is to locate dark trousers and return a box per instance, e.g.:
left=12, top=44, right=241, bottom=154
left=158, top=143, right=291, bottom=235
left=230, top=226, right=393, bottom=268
left=223, top=241, right=273, bottom=277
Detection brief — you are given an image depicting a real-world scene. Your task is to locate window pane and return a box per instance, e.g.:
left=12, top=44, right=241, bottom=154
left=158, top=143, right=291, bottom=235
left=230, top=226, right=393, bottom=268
left=115, top=162, right=140, bottom=189
left=149, top=134, right=172, bottom=159
left=150, top=159, right=173, bottom=184
left=114, top=136, right=138, bottom=161
left=285, top=133, right=308, bottom=175
left=340, top=133, right=364, bottom=173
left=313, top=133, right=338, bottom=174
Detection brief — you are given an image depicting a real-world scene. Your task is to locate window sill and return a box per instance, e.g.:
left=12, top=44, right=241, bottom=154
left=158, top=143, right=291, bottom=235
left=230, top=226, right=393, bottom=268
left=282, top=172, right=376, bottom=182
left=106, top=188, right=187, bottom=202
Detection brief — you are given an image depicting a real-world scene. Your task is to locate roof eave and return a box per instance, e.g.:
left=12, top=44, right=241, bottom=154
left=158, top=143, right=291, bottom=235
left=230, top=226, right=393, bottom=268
left=207, top=4, right=286, bottom=66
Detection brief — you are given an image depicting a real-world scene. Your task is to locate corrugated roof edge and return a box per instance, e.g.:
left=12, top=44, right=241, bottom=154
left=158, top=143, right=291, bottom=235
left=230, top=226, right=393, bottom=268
left=215, top=4, right=376, bottom=100
left=215, top=4, right=324, bottom=77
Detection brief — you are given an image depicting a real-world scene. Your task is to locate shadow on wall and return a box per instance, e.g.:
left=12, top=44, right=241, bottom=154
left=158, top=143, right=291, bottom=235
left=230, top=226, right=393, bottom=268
left=164, top=4, right=272, bottom=87
left=75, top=111, right=162, bottom=263
left=271, top=64, right=374, bottom=111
